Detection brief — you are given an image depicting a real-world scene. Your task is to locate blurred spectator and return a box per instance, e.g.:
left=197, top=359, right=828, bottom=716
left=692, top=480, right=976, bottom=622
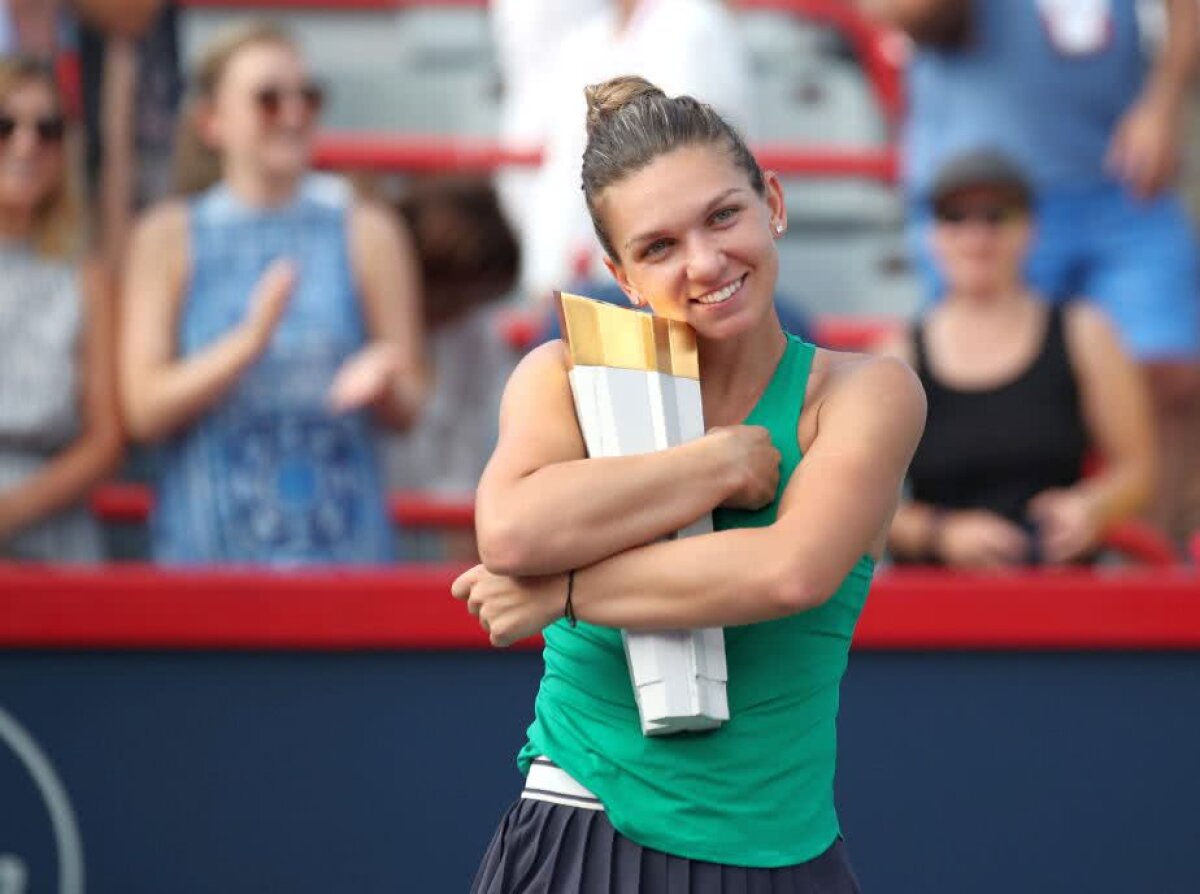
left=881, top=151, right=1156, bottom=567
left=863, top=0, right=1200, bottom=543
left=385, top=177, right=518, bottom=498
left=519, top=0, right=755, bottom=302
left=75, top=0, right=182, bottom=269
left=490, top=0, right=606, bottom=238
left=0, top=56, right=122, bottom=561
left=119, top=21, right=426, bottom=565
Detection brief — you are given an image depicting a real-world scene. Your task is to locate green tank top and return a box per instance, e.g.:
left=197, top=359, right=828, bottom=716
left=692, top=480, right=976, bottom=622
left=517, top=335, right=876, bottom=867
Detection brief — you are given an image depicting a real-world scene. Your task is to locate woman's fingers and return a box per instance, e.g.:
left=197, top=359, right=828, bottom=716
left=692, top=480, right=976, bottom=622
left=450, top=564, right=485, bottom=600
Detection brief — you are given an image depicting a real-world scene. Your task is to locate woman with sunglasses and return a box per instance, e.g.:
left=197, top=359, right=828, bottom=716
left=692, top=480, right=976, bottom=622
left=120, top=21, right=425, bottom=564
left=452, top=76, right=926, bottom=892
left=883, top=150, right=1156, bottom=567
left=0, top=56, right=122, bottom=560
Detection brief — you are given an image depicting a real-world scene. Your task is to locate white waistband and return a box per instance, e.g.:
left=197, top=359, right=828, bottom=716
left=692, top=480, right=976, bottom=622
left=521, top=757, right=604, bottom=812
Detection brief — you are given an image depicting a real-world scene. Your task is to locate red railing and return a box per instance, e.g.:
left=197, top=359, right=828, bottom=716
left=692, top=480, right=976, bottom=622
left=88, top=483, right=1181, bottom=566
left=90, top=483, right=475, bottom=529
left=181, top=0, right=903, bottom=182
left=1, top=564, right=1197, bottom=651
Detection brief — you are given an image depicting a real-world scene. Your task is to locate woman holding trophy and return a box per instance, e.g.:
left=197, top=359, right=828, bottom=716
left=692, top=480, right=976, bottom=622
left=452, top=76, right=925, bottom=892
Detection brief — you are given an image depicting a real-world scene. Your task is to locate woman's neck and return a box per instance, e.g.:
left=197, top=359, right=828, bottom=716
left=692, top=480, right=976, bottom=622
left=698, top=314, right=789, bottom=426
left=222, top=163, right=302, bottom=210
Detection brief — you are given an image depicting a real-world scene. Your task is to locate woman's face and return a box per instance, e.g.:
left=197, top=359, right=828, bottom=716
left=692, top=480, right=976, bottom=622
left=600, top=144, right=786, bottom=341
left=205, top=41, right=321, bottom=184
left=931, top=186, right=1032, bottom=297
left=0, top=78, right=64, bottom=216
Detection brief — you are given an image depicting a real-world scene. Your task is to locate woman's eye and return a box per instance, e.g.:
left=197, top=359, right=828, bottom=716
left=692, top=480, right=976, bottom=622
left=711, top=207, right=739, bottom=225
left=643, top=239, right=671, bottom=259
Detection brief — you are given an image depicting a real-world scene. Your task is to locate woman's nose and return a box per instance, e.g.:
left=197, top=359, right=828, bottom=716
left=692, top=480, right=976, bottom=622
left=685, top=233, right=725, bottom=284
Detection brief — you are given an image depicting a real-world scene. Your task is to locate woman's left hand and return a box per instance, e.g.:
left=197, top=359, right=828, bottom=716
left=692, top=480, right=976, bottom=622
left=1028, top=488, right=1102, bottom=564
left=451, top=565, right=567, bottom=647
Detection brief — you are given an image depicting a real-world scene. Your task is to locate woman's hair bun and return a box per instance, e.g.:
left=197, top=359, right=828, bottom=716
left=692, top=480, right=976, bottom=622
left=584, top=75, right=666, bottom=139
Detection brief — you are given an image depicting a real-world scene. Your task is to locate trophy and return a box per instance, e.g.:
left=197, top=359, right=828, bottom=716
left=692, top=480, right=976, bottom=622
left=557, top=292, right=729, bottom=736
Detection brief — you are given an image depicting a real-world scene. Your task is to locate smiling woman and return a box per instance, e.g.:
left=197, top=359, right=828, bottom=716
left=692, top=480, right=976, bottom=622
left=118, top=21, right=427, bottom=565
left=452, top=76, right=927, bottom=893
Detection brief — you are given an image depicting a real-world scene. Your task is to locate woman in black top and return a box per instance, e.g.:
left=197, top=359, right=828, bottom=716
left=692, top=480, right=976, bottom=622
left=884, top=151, right=1155, bottom=567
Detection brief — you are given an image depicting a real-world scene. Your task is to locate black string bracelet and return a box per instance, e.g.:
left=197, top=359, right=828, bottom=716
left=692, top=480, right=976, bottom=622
left=564, top=570, right=578, bottom=627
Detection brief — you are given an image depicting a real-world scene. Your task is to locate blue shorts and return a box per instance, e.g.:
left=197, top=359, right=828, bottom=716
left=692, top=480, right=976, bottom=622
left=910, top=185, right=1200, bottom=361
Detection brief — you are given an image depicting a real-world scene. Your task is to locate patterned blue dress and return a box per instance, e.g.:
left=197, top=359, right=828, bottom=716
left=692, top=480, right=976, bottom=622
left=151, top=182, right=395, bottom=565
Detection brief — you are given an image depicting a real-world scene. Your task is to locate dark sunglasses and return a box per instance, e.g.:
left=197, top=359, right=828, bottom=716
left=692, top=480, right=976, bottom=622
left=935, top=203, right=1026, bottom=226
left=0, top=113, right=66, bottom=144
left=252, top=82, right=324, bottom=119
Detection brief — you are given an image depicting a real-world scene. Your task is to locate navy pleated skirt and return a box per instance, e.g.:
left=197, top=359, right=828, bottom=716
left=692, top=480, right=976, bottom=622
left=471, top=798, right=862, bottom=894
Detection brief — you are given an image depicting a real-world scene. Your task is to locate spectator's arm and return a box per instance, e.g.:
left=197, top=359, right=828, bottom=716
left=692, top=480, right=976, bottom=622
left=0, top=261, right=123, bottom=543
left=72, top=0, right=164, bottom=39
left=1144, top=0, right=1198, bottom=111
left=119, top=203, right=287, bottom=442
left=329, top=200, right=428, bottom=431
left=98, top=38, right=137, bottom=274
left=1029, top=304, right=1157, bottom=563
left=1106, top=0, right=1198, bottom=198
left=1066, top=304, right=1156, bottom=524
left=872, top=329, right=933, bottom=560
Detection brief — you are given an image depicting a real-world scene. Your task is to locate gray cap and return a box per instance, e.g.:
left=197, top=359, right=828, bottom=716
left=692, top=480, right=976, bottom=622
left=930, top=149, right=1033, bottom=211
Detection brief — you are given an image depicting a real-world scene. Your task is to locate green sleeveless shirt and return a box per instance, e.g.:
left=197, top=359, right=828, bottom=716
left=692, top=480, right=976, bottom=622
left=517, top=335, right=876, bottom=867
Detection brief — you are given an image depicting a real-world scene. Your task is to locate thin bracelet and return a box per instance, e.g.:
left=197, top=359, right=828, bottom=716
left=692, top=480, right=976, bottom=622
left=564, top=570, right=578, bottom=627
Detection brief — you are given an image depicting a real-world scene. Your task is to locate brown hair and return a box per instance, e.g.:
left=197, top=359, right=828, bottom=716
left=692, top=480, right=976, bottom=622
left=0, top=56, right=83, bottom=259
left=172, top=19, right=298, bottom=196
left=581, top=75, right=764, bottom=259
left=396, top=176, right=520, bottom=327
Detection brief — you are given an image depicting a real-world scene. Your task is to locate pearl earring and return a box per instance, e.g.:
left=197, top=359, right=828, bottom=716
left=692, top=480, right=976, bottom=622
left=774, top=223, right=785, bottom=235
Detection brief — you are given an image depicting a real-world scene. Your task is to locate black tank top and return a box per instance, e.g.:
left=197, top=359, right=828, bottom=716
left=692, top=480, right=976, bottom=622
left=908, top=305, right=1089, bottom=526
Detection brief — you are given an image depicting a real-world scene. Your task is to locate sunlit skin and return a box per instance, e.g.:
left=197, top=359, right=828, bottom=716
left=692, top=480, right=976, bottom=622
left=930, top=186, right=1032, bottom=302
left=199, top=40, right=318, bottom=205
left=0, top=79, right=63, bottom=236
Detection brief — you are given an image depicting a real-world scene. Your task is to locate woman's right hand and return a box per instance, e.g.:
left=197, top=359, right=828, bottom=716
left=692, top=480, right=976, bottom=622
left=709, top=425, right=781, bottom=511
left=935, top=509, right=1031, bottom=569
left=240, top=259, right=297, bottom=352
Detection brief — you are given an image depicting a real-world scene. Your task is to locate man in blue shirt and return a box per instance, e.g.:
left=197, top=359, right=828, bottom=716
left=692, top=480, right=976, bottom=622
left=864, top=0, right=1199, bottom=542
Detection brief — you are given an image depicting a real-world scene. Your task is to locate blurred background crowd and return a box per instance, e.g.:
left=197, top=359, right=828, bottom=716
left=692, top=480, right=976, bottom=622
left=1, top=0, right=1199, bottom=570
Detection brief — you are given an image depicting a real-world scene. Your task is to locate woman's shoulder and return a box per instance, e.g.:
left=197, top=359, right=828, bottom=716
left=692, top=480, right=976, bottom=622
left=800, top=346, right=925, bottom=446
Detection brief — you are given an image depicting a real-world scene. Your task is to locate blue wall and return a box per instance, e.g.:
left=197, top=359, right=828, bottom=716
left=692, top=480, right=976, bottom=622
left=1, top=650, right=1198, bottom=893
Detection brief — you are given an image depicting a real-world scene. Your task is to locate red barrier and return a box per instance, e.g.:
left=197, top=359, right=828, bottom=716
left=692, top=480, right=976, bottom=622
left=90, top=484, right=475, bottom=529
left=311, top=135, right=898, bottom=181
left=1, top=565, right=1197, bottom=651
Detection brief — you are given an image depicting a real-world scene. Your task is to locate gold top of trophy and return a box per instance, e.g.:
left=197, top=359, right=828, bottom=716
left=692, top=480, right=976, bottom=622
left=556, top=292, right=700, bottom=380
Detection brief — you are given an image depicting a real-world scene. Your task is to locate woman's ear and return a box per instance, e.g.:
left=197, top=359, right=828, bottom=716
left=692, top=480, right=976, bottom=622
left=602, top=254, right=643, bottom=306
left=763, top=170, right=787, bottom=238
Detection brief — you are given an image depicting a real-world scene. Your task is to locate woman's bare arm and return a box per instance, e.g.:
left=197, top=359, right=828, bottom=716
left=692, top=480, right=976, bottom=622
left=457, top=356, right=926, bottom=642
left=474, top=341, right=779, bottom=576
left=119, top=203, right=288, bottom=442
left=1061, top=303, right=1156, bottom=527
left=342, top=200, right=428, bottom=430
left=0, top=261, right=123, bottom=540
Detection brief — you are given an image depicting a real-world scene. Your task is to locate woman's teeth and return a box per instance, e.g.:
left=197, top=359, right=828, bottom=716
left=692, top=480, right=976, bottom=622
left=696, top=276, right=744, bottom=306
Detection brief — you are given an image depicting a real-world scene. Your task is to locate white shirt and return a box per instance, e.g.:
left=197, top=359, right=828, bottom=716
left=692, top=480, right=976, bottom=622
left=491, top=0, right=608, bottom=237
left=520, top=0, right=756, bottom=299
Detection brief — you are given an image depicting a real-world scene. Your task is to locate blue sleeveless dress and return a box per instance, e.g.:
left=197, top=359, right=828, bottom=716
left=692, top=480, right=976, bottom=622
left=151, top=183, right=395, bottom=566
